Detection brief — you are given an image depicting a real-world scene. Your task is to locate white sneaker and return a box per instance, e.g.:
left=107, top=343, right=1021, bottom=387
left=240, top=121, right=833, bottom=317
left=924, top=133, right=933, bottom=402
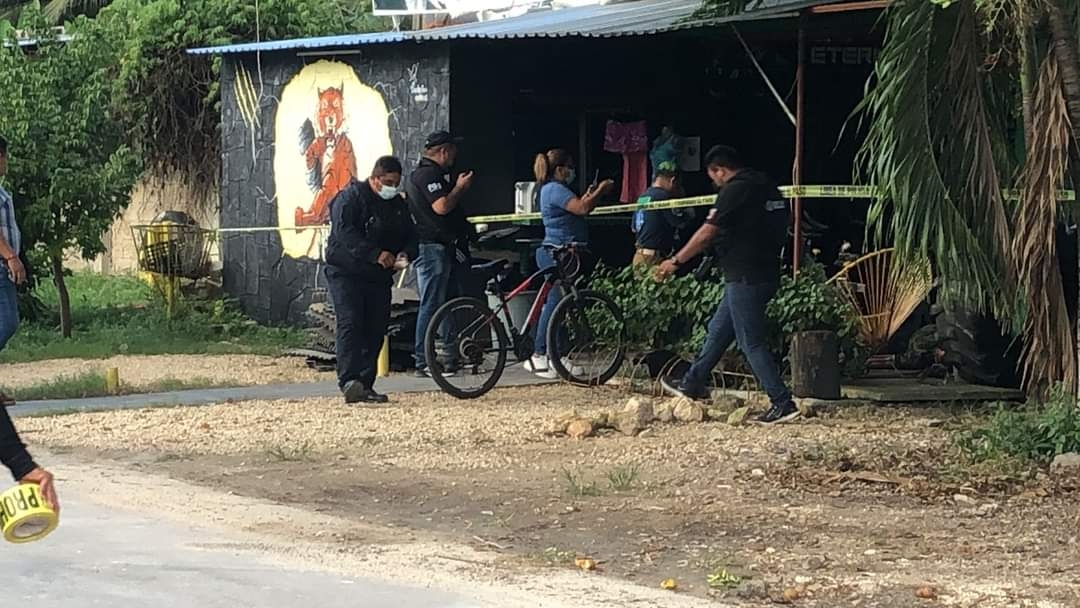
left=523, top=354, right=549, bottom=373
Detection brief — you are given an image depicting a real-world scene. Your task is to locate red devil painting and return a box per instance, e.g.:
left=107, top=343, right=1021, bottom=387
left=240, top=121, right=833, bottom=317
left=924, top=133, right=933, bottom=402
left=294, top=84, right=358, bottom=226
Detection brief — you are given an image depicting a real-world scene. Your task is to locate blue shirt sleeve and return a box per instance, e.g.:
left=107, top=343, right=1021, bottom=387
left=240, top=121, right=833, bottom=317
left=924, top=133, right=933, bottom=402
left=541, top=182, right=575, bottom=211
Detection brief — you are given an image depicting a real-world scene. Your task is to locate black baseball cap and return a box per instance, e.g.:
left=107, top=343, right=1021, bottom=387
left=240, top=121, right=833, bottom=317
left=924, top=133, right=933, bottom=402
left=424, top=130, right=462, bottom=149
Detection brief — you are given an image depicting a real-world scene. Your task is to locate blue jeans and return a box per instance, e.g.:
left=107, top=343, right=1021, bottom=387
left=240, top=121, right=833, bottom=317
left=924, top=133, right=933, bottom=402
left=414, top=242, right=466, bottom=370
left=0, top=272, right=18, bottom=352
left=681, top=280, right=792, bottom=407
left=533, top=247, right=562, bottom=356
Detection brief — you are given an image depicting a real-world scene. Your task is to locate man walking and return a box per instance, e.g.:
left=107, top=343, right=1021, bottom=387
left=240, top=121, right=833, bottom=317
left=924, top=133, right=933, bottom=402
left=0, top=136, right=59, bottom=509
left=655, top=145, right=799, bottom=424
left=407, top=131, right=474, bottom=377
left=325, top=156, right=415, bottom=404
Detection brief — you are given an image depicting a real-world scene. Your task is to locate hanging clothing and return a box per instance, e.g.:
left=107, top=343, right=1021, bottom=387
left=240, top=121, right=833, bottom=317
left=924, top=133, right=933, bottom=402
left=604, top=120, right=649, bottom=202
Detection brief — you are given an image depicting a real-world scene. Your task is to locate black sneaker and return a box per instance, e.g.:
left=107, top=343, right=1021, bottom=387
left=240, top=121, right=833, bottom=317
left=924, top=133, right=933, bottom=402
left=414, top=366, right=456, bottom=378
left=755, top=401, right=801, bottom=425
left=660, top=376, right=710, bottom=401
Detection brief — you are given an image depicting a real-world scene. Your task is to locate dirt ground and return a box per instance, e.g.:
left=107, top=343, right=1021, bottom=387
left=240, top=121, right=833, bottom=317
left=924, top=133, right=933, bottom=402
left=1, top=354, right=328, bottom=390
left=19, top=384, right=1080, bottom=607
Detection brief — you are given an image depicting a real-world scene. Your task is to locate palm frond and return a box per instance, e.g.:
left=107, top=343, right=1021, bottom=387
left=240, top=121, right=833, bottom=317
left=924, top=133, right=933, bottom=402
left=857, top=0, right=1015, bottom=320
left=1015, top=52, right=1076, bottom=394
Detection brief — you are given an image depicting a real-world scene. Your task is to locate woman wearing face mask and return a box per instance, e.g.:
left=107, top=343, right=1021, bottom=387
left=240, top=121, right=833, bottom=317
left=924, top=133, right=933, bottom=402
left=324, top=155, right=416, bottom=404
left=525, top=148, right=614, bottom=378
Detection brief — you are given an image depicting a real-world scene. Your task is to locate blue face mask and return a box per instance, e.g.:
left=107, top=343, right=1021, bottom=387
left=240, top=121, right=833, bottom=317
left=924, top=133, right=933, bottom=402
left=378, top=185, right=399, bottom=200
left=564, top=168, right=576, bottom=184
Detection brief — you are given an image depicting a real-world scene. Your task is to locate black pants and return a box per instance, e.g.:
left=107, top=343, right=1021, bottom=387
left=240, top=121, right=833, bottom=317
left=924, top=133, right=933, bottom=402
left=325, top=268, right=391, bottom=391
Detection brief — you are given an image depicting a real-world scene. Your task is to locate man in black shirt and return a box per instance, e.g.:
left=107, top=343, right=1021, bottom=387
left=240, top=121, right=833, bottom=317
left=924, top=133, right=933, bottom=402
left=655, top=145, right=798, bottom=424
left=632, top=162, right=685, bottom=267
left=325, top=156, right=416, bottom=404
left=406, top=131, right=474, bottom=376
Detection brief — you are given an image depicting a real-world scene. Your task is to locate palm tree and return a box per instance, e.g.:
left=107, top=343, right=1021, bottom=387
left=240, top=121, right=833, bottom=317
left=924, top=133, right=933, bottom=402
left=697, top=0, right=1080, bottom=394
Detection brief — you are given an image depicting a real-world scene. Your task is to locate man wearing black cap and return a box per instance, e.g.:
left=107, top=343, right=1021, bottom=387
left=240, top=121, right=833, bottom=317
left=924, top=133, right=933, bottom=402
left=407, top=131, right=474, bottom=376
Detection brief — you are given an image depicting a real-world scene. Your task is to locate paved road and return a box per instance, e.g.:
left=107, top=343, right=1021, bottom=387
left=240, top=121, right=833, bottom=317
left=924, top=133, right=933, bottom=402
left=11, top=366, right=550, bottom=418
left=1, top=492, right=480, bottom=607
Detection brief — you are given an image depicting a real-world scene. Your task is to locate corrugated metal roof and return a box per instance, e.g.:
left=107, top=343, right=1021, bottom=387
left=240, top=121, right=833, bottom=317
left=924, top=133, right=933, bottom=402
left=188, top=0, right=828, bottom=55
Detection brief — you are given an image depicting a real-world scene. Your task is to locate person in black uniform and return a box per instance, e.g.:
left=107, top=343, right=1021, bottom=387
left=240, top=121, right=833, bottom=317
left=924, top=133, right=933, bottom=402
left=655, top=146, right=799, bottom=425
left=407, top=131, right=474, bottom=377
left=325, top=156, right=415, bottom=404
left=0, top=407, right=59, bottom=511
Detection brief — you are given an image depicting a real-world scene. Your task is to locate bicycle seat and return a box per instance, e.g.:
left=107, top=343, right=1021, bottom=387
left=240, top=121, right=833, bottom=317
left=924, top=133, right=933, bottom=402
left=471, top=258, right=508, bottom=279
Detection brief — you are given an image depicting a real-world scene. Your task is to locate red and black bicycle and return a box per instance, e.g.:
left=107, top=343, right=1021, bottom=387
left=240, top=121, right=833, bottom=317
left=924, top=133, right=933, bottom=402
left=424, top=243, right=626, bottom=399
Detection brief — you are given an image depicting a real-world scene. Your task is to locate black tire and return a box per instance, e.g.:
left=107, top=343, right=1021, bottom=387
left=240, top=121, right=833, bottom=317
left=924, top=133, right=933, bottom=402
left=547, top=289, right=625, bottom=386
left=424, top=296, right=509, bottom=399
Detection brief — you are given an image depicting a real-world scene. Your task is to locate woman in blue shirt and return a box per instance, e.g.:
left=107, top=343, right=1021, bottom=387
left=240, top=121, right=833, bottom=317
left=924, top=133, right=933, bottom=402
left=526, top=148, right=614, bottom=378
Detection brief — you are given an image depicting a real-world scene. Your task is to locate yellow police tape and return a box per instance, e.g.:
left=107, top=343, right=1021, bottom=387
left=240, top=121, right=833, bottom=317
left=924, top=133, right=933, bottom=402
left=0, top=483, right=59, bottom=544
left=466, top=185, right=1078, bottom=224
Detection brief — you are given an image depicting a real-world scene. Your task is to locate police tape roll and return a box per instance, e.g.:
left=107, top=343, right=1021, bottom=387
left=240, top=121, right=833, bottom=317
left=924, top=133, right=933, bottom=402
left=0, top=483, right=59, bottom=544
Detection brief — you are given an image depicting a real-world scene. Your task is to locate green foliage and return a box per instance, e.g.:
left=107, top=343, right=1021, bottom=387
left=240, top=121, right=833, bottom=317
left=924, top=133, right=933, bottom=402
left=956, top=384, right=1080, bottom=464
left=766, top=262, right=858, bottom=337
left=0, top=272, right=304, bottom=362
left=95, top=0, right=385, bottom=190
left=0, top=12, right=142, bottom=264
left=590, top=264, right=725, bottom=356
left=0, top=370, right=230, bottom=401
left=767, top=262, right=865, bottom=375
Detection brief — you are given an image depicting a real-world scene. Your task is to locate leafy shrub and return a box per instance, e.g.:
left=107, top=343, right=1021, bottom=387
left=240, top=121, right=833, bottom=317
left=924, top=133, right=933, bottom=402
left=767, top=262, right=866, bottom=376
left=589, top=264, right=724, bottom=356
left=957, top=383, right=1080, bottom=463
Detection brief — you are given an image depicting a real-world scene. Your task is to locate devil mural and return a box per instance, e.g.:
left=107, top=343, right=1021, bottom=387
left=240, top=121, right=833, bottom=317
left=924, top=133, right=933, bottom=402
left=294, top=84, right=358, bottom=227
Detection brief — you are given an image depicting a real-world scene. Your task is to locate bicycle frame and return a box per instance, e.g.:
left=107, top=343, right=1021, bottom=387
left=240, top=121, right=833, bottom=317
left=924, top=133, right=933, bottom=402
left=491, top=263, right=566, bottom=348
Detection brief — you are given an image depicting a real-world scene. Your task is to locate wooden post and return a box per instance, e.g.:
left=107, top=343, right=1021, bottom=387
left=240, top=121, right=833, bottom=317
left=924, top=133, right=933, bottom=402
left=105, top=367, right=120, bottom=395
left=792, top=13, right=807, bottom=275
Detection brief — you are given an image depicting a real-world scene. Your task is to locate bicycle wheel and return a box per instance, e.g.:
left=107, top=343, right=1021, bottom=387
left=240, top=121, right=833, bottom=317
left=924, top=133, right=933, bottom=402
left=547, top=289, right=625, bottom=386
left=424, top=296, right=509, bottom=399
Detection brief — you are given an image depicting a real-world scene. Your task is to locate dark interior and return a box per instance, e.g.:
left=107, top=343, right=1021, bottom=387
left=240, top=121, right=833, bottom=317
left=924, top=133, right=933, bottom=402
left=449, top=11, right=883, bottom=269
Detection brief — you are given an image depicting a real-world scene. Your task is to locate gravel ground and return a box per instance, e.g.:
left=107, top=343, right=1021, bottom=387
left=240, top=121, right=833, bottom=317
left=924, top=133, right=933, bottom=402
left=20, top=385, right=1080, bottom=606
left=1, top=354, right=328, bottom=390
left=19, top=385, right=599, bottom=461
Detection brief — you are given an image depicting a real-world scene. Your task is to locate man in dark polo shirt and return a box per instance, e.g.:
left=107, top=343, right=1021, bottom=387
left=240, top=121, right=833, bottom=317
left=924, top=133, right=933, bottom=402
left=654, top=145, right=798, bottom=425
left=407, top=131, right=474, bottom=376
left=632, top=161, right=686, bottom=267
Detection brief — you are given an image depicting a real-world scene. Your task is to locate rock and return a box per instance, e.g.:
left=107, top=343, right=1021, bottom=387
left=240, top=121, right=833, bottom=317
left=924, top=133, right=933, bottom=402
left=915, top=585, right=938, bottom=600
left=805, top=556, right=826, bottom=570
left=751, top=468, right=766, bottom=479
left=782, top=586, right=803, bottom=602
left=592, top=412, right=610, bottom=428
left=549, top=409, right=580, bottom=435
left=623, top=397, right=654, bottom=429
left=613, top=411, right=645, bottom=436
left=654, top=403, right=675, bottom=423
left=566, top=418, right=594, bottom=440
left=952, top=494, right=976, bottom=505
left=711, top=393, right=746, bottom=413
left=1051, top=452, right=1080, bottom=475
left=975, top=502, right=1000, bottom=518
left=727, top=406, right=750, bottom=426
left=706, top=407, right=727, bottom=421
left=795, top=398, right=827, bottom=418
left=673, top=398, right=705, bottom=423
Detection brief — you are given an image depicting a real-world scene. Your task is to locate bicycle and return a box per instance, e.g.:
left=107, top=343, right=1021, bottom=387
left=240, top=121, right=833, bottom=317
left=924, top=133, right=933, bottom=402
left=423, top=243, right=626, bottom=399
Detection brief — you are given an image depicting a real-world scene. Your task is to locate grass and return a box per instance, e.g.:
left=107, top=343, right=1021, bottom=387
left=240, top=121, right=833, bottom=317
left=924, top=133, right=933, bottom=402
left=266, top=440, right=315, bottom=463
left=605, top=463, right=641, bottom=491
left=3, top=272, right=305, bottom=363
left=562, top=468, right=603, bottom=497
left=0, top=370, right=235, bottom=401
left=531, top=546, right=576, bottom=566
